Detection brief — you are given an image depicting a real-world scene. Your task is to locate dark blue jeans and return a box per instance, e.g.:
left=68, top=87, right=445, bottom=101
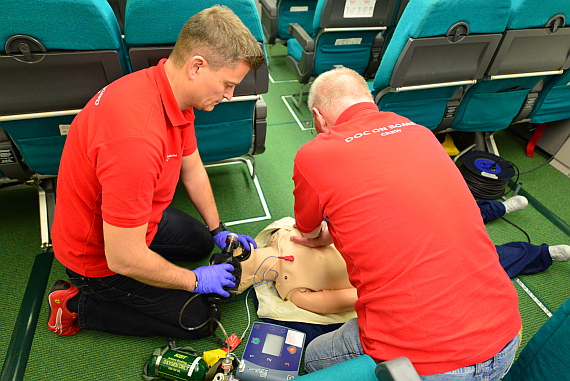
left=66, top=207, right=219, bottom=339
left=477, top=200, right=552, bottom=278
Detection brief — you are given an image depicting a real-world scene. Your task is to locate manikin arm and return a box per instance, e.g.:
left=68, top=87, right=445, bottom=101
left=288, top=288, right=357, bottom=314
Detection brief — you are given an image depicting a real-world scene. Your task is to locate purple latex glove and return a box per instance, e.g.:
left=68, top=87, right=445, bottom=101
left=192, top=263, right=235, bottom=297
left=212, top=230, right=258, bottom=251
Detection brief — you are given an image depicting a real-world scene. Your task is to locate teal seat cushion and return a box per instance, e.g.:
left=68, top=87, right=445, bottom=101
left=194, top=101, right=256, bottom=163
left=311, top=0, right=326, bottom=32
left=377, top=86, right=462, bottom=130
left=503, top=297, right=570, bottom=381
left=287, top=38, right=304, bottom=62
left=277, top=0, right=318, bottom=40
left=296, top=355, right=377, bottom=381
left=125, top=0, right=264, bottom=46
left=313, top=32, right=374, bottom=75
left=451, top=76, right=548, bottom=132
left=508, top=0, right=570, bottom=29
left=0, top=115, right=75, bottom=176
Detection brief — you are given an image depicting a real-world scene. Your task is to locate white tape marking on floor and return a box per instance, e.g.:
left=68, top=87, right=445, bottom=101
left=515, top=277, right=553, bottom=318
left=205, top=160, right=271, bottom=225
left=281, top=95, right=314, bottom=131
left=269, top=72, right=300, bottom=84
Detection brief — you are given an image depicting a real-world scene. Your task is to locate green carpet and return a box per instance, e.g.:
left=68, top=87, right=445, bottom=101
left=1, top=41, right=570, bottom=380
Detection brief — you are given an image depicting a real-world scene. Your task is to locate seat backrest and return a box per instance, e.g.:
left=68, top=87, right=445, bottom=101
left=277, top=0, right=319, bottom=41
left=124, top=0, right=268, bottom=165
left=509, top=0, right=570, bottom=125
left=0, top=0, right=127, bottom=115
left=0, top=0, right=126, bottom=177
left=448, top=0, right=570, bottom=132
left=486, top=0, right=570, bottom=78
left=309, top=0, right=398, bottom=75
left=373, top=0, right=511, bottom=92
left=125, top=0, right=268, bottom=96
left=260, top=0, right=319, bottom=44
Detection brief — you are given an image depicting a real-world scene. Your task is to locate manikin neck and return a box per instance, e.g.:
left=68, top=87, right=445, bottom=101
left=238, top=246, right=279, bottom=292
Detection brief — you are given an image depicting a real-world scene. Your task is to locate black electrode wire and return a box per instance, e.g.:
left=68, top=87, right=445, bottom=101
left=500, top=216, right=531, bottom=243
left=178, top=294, right=231, bottom=349
left=517, top=124, right=568, bottom=176
left=519, top=155, right=555, bottom=175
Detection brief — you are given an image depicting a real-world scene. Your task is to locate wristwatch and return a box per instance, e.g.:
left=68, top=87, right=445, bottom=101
left=209, top=221, right=227, bottom=237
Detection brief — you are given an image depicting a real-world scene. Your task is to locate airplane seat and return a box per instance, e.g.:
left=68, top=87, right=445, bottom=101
left=0, top=0, right=126, bottom=248
left=124, top=0, right=269, bottom=177
left=0, top=0, right=127, bottom=180
left=449, top=0, right=570, bottom=136
left=260, top=0, right=319, bottom=45
left=286, top=0, right=398, bottom=94
left=370, top=0, right=510, bottom=131
left=361, top=0, right=411, bottom=79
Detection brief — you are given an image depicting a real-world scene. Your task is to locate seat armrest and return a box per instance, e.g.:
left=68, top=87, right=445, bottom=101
left=288, top=23, right=315, bottom=51
left=375, top=357, right=421, bottom=381
left=259, top=0, right=277, bottom=17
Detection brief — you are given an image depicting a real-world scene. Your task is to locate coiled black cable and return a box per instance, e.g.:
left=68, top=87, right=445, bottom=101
left=459, top=158, right=520, bottom=200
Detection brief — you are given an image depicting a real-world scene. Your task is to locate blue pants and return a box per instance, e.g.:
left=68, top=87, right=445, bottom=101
left=304, top=319, right=520, bottom=381
left=66, top=207, right=219, bottom=338
left=478, top=200, right=552, bottom=278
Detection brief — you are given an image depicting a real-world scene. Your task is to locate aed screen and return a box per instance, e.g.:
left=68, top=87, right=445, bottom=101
left=262, top=333, right=284, bottom=357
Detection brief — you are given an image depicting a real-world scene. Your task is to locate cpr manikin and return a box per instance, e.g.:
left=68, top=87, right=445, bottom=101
left=236, top=224, right=357, bottom=315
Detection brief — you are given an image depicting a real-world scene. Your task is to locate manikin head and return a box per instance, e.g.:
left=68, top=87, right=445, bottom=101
left=308, top=67, right=375, bottom=134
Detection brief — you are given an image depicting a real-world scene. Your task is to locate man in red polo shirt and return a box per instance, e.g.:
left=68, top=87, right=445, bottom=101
left=48, top=5, right=265, bottom=338
left=292, top=68, right=521, bottom=380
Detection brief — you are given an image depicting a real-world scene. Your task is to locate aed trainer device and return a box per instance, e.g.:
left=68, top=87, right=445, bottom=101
left=238, top=322, right=306, bottom=381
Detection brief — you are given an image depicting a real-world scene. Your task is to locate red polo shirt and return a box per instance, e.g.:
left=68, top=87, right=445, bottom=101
left=293, top=102, right=521, bottom=375
left=52, top=59, right=196, bottom=277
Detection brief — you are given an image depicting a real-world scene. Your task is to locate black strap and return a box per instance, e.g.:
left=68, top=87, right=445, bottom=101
left=512, top=80, right=544, bottom=123
left=434, top=87, right=465, bottom=133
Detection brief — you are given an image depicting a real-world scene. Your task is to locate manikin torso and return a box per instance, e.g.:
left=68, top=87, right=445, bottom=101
left=238, top=227, right=357, bottom=314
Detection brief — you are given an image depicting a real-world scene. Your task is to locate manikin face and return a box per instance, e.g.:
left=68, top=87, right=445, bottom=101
left=193, top=59, right=251, bottom=111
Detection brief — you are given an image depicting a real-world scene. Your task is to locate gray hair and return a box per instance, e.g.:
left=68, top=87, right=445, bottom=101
left=308, top=68, right=373, bottom=114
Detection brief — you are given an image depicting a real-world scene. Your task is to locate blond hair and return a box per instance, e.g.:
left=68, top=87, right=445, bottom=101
left=170, top=5, right=265, bottom=71
left=308, top=68, right=373, bottom=115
